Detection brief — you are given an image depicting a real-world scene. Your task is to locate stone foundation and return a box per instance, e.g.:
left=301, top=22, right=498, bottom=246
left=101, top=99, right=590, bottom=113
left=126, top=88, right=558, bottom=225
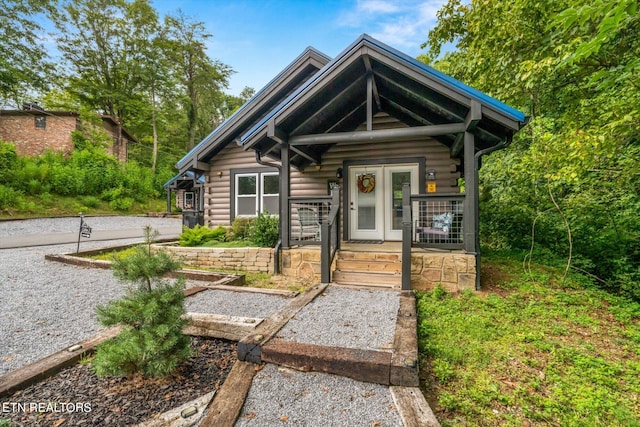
left=280, top=248, right=324, bottom=282
left=153, top=245, right=274, bottom=273
left=410, top=252, right=476, bottom=291
left=154, top=245, right=476, bottom=290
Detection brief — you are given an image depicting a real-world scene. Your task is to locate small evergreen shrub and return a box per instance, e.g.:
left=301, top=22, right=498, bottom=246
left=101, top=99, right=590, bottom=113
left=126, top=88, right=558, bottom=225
left=179, top=224, right=227, bottom=247
left=249, top=212, right=279, bottom=247
left=231, top=217, right=253, bottom=240
left=92, top=282, right=190, bottom=377
left=92, top=227, right=191, bottom=378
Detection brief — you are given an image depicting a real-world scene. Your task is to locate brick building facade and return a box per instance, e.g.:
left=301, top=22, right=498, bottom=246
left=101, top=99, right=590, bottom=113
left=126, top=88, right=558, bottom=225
left=0, top=106, right=136, bottom=161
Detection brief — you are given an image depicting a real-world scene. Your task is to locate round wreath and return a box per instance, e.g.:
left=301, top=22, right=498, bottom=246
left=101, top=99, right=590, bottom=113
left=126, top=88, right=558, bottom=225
left=357, top=173, right=376, bottom=193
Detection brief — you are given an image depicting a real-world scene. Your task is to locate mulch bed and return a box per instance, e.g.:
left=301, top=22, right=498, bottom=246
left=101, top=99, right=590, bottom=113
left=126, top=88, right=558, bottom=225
left=0, top=337, right=236, bottom=426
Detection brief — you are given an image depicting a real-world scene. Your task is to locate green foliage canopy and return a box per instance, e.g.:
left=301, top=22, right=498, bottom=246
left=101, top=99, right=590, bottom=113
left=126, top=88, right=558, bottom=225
left=422, top=0, right=640, bottom=298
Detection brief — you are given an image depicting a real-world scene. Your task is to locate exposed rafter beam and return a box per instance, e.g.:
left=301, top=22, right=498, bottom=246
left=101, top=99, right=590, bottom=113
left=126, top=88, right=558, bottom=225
left=452, top=100, right=483, bottom=156
left=194, top=161, right=210, bottom=171
left=290, top=145, right=321, bottom=164
left=375, top=73, right=465, bottom=122
left=289, top=123, right=465, bottom=146
left=363, top=55, right=382, bottom=110
left=325, top=101, right=366, bottom=134
left=288, top=74, right=365, bottom=136
left=383, top=97, right=434, bottom=126
left=267, top=120, right=288, bottom=145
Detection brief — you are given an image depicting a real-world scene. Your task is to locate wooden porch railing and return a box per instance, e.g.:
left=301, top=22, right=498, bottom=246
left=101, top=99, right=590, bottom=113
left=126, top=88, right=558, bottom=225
left=401, top=183, right=465, bottom=290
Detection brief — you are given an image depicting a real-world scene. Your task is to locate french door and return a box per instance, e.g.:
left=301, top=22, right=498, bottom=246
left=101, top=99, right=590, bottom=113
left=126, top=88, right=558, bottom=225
left=349, top=164, right=418, bottom=241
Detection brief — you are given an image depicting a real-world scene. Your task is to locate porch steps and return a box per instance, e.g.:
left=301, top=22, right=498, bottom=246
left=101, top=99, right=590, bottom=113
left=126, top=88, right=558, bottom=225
left=332, top=250, right=402, bottom=288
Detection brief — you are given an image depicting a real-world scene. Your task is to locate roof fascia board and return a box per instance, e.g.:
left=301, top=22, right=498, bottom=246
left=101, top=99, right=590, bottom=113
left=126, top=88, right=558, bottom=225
left=176, top=46, right=330, bottom=169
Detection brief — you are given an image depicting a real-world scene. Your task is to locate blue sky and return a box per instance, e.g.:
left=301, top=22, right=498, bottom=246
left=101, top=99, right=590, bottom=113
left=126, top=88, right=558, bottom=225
left=152, top=0, right=448, bottom=95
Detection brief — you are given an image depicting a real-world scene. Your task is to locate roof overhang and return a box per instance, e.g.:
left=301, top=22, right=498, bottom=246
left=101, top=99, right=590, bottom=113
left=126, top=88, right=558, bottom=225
left=175, top=47, right=331, bottom=175
left=240, top=34, right=528, bottom=170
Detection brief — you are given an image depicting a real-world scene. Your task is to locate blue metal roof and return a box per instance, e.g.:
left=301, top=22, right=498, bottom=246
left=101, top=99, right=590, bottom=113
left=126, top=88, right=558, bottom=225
left=240, top=34, right=526, bottom=146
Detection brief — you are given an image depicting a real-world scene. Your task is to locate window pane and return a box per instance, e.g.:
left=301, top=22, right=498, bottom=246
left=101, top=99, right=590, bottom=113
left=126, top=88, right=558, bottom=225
left=238, top=176, right=256, bottom=195
left=262, top=195, right=279, bottom=215
left=237, top=197, right=257, bottom=216
left=263, top=174, right=279, bottom=194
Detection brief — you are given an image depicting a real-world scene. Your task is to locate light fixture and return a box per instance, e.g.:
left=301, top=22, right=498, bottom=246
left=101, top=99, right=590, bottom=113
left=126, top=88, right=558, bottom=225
left=336, top=168, right=343, bottom=179
left=216, top=171, right=223, bottom=178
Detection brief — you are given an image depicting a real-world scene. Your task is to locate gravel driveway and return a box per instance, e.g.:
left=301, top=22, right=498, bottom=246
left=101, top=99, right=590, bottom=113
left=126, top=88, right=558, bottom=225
left=0, top=216, right=183, bottom=375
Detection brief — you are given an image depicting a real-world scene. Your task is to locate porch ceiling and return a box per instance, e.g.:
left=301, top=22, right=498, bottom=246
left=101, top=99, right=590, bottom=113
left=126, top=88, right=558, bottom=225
left=242, top=35, right=528, bottom=170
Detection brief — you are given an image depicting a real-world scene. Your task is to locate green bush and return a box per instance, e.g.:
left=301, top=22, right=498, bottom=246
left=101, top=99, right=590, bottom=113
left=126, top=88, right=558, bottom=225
left=179, top=224, right=227, bottom=247
left=92, top=226, right=191, bottom=378
left=249, top=212, right=279, bottom=247
left=109, top=196, right=134, bottom=211
left=0, top=140, right=18, bottom=183
left=231, top=217, right=253, bottom=240
left=0, top=184, right=23, bottom=209
left=80, top=195, right=101, bottom=208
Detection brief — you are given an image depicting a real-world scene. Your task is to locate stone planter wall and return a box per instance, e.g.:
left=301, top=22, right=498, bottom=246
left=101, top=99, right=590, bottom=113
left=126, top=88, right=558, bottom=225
left=153, top=245, right=274, bottom=273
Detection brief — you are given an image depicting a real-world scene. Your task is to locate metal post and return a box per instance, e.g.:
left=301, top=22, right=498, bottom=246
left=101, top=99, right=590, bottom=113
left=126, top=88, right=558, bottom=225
left=76, top=212, right=84, bottom=254
left=401, top=183, right=412, bottom=290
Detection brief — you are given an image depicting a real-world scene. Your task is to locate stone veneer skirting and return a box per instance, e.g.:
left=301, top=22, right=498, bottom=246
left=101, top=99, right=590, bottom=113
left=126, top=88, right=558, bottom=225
left=154, top=245, right=476, bottom=290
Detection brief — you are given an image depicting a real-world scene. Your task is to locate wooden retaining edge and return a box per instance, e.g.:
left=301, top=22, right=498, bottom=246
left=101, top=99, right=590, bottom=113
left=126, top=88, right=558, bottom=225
left=0, top=310, right=261, bottom=397
left=199, top=360, right=256, bottom=427
left=44, top=253, right=245, bottom=287
left=0, top=326, right=122, bottom=398
left=261, top=341, right=392, bottom=385
left=390, top=386, right=441, bottom=427
left=237, top=283, right=329, bottom=364
left=199, top=283, right=298, bottom=298
left=390, top=291, right=420, bottom=386
left=183, top=313, right=263, bottom=342
left=136, top=391, right=215, bottom=427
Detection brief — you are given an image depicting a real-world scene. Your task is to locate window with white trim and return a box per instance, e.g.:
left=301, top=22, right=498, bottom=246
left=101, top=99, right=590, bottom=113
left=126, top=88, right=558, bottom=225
left=234, top=171, right=279, bottom=217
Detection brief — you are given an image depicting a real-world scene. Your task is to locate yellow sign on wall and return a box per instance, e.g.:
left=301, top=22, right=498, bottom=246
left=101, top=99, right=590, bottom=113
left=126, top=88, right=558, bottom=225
left=427, top=182, right=437, bottom=193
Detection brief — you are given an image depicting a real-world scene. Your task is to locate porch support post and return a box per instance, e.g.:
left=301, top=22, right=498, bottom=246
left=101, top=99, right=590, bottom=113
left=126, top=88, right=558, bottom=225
left=280, top=141, right=290, bottom=249
left=463, top=131, right=480, bottom=289
left=401, top=183, right=412, bottom=291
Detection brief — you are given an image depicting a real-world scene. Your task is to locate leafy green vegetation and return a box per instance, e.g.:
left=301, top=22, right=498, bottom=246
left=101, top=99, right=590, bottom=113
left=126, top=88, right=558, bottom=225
left=422, top=0, right=640, bottom=301
left=178, top=224, right=227, bottom=247
left=92, top=227, right=191, bottom=377
left=0, top=139, right=171, bottom=217
left=248, top=212, right=279, bottom=248
left=417, top=250, right=640, bottom=426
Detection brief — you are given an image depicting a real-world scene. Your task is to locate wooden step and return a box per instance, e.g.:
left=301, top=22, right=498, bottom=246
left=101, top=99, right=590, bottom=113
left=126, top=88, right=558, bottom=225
left=332, top=270, right=401, bottom=288
left=335, top=258, right=402, bottom=274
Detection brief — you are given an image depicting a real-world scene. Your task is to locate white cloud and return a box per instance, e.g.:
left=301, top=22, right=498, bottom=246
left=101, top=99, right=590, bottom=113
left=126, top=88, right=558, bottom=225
left=336, top=0, right=445, bottom=53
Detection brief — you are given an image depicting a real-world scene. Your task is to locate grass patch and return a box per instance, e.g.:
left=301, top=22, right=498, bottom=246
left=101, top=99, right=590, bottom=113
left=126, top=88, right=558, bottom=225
left=417, top=250, right=640, bottom=426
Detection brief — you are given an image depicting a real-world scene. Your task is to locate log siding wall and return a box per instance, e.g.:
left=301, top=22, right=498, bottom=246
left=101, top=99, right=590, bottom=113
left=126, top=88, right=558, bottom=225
left=203, top=114, right=460, bottom=226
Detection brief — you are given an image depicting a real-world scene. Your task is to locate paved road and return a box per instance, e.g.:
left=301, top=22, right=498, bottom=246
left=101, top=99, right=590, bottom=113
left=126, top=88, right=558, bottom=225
left=0, top=216, right=182, bottom=249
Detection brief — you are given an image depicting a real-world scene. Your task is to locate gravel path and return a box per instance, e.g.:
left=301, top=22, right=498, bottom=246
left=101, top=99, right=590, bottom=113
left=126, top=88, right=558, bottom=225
left=277, top=286, right=399, bottom=351
left=235, top=363, right=403, bottom=427
left=185, top=289, right=292, bottom=319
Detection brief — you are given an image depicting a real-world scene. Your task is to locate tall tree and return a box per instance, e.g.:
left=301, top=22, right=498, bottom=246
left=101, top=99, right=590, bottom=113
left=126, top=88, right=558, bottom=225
left=164, top=11, right=233, bottom=150
left=422, top=0, right=640, bottom=297
left=0, top=0, right=54, bottom=106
